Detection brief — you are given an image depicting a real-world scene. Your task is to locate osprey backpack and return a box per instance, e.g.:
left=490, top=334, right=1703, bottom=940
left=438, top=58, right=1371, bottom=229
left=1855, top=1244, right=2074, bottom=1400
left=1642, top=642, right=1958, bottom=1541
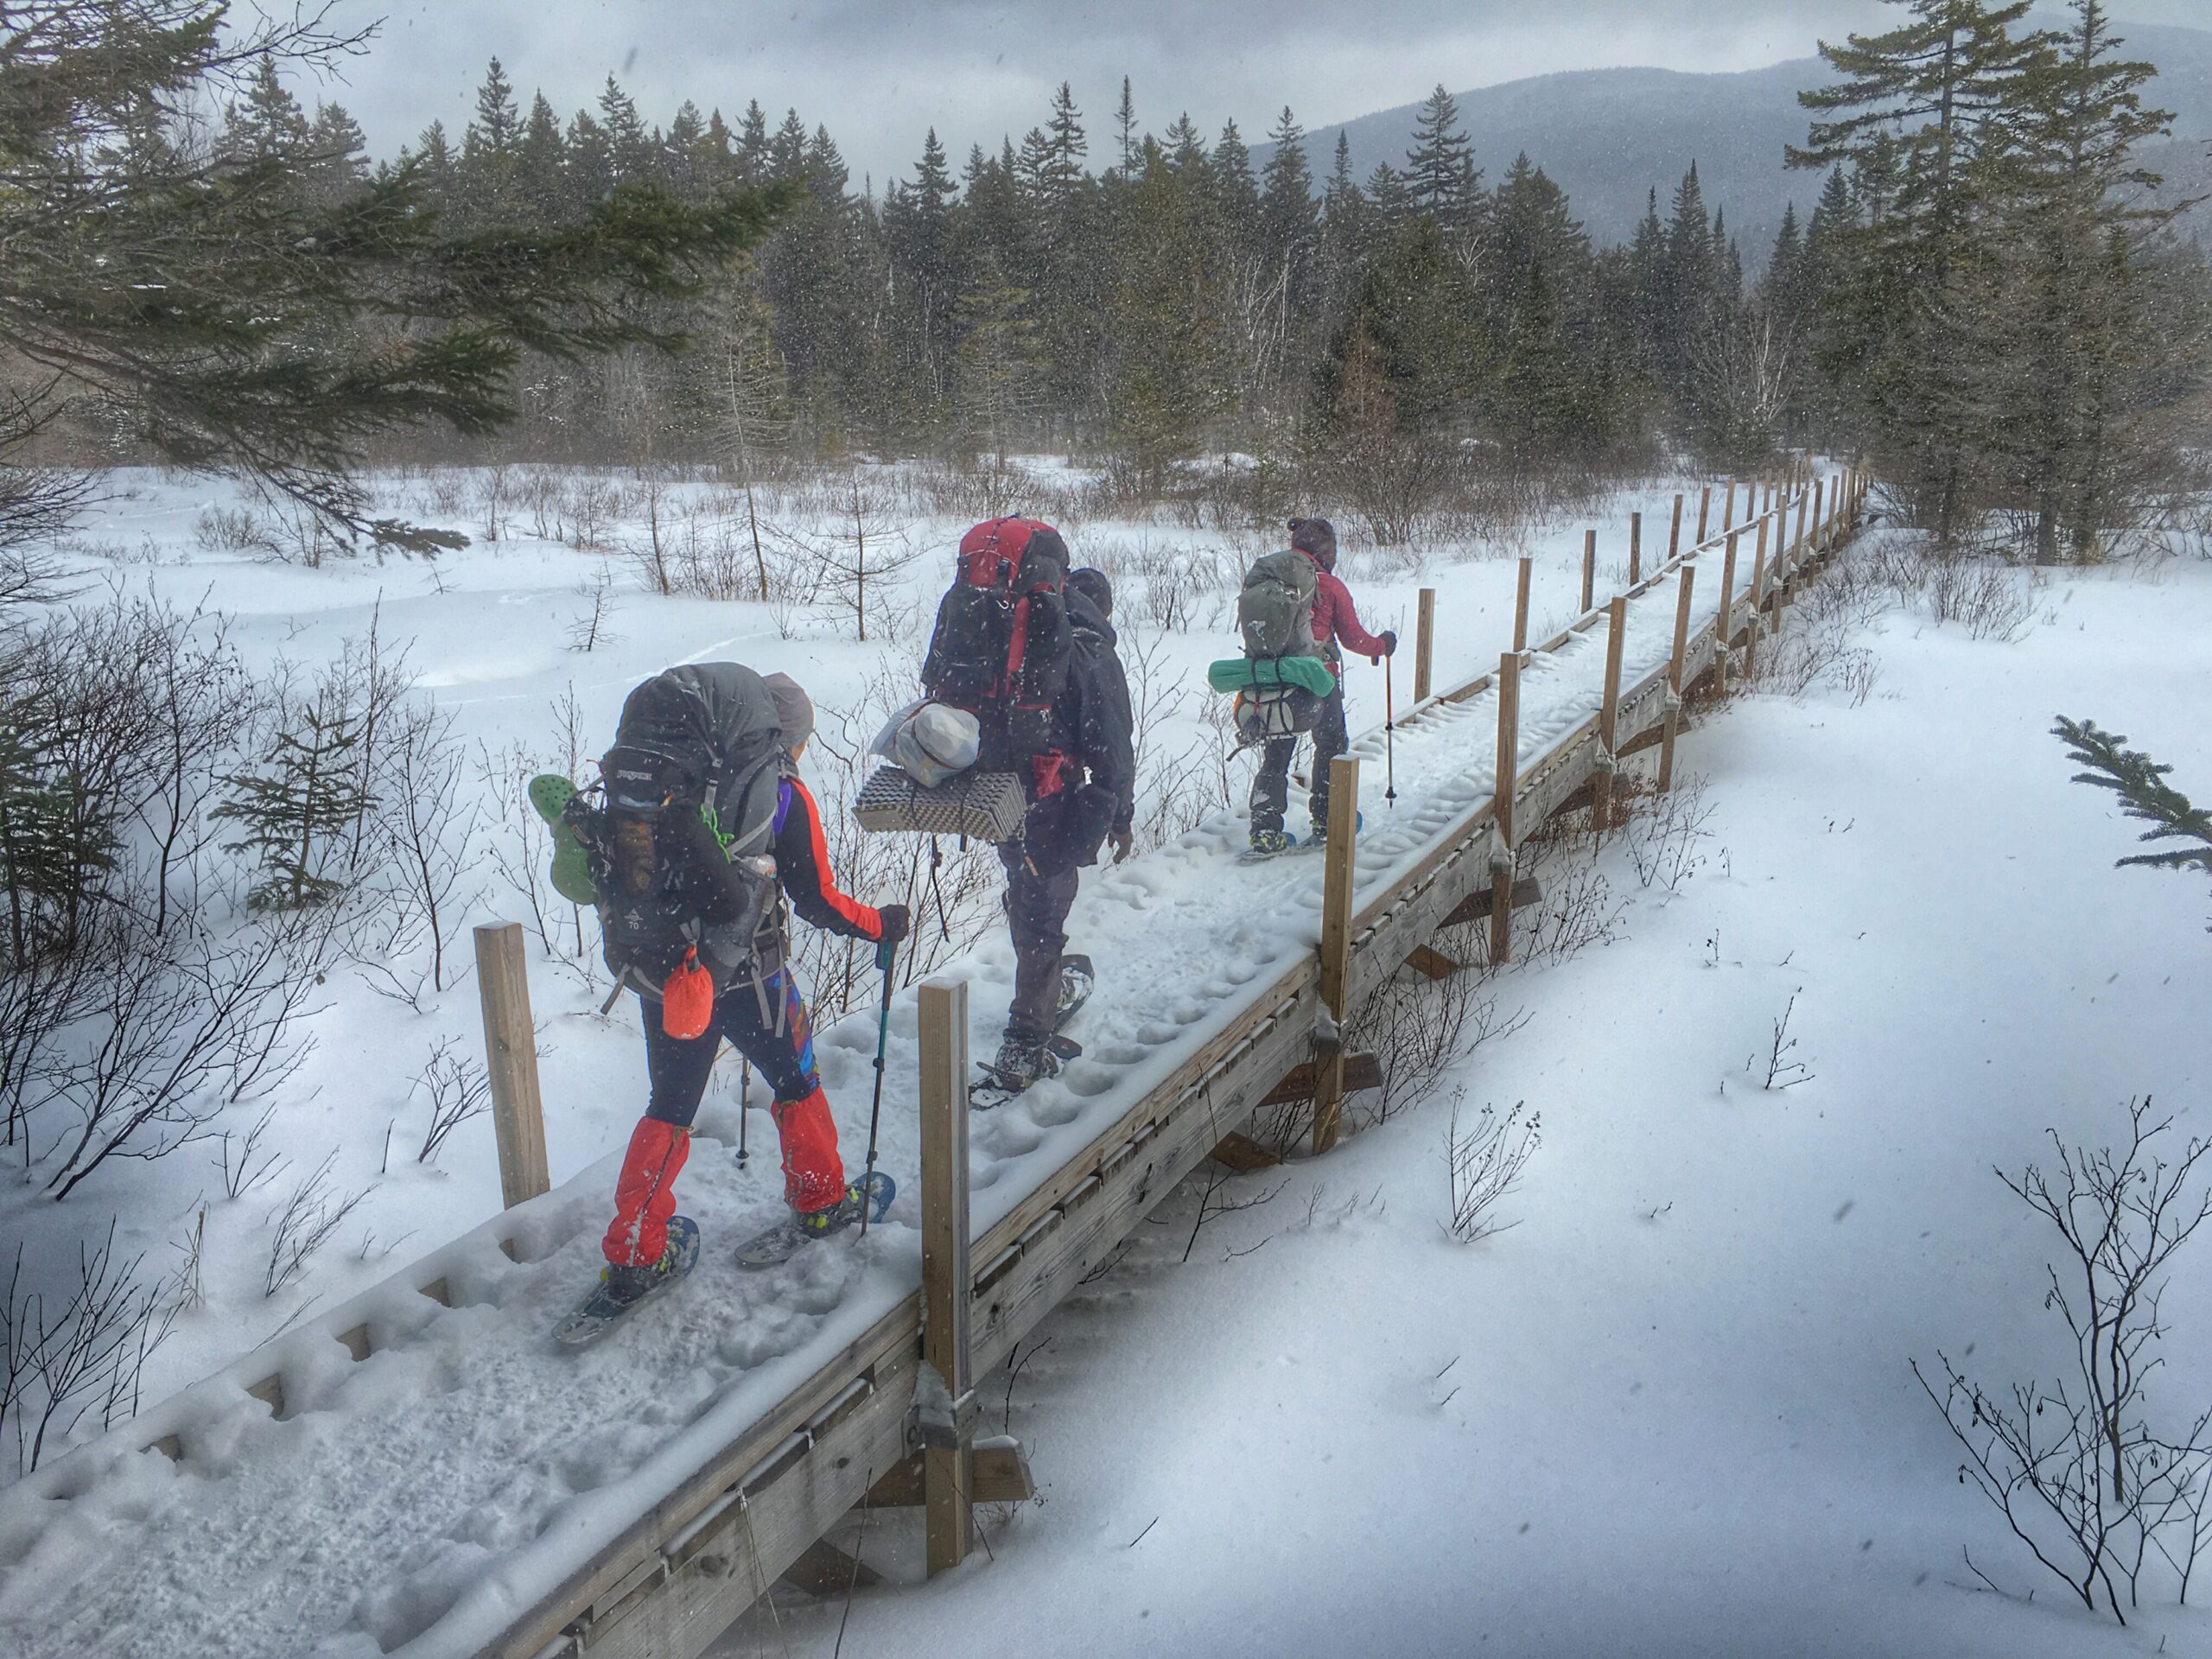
left=591, top=666, right=788, bottom=1010
left=920, top=517, right=1072, bottom=775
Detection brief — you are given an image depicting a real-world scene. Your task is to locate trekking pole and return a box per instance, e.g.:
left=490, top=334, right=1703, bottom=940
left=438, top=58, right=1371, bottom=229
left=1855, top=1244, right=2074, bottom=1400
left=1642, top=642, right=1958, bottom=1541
left=735, top=1058, right=751, bottom=1170
left=857, top=934, right=899, bottom=1238
left=1383, top=651, right=1398, bottom=809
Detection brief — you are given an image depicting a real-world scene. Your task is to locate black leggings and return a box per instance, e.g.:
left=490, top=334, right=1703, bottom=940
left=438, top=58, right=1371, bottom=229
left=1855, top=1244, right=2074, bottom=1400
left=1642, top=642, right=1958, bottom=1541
left=1250, top=682, right=1348, bottom=835
left=640, top=968, right=819, bottom=1128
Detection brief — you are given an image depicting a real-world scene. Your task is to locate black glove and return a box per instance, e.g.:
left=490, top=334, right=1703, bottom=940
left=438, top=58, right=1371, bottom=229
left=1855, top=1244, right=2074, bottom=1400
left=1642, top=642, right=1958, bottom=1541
left=1379, top=630, right=1398, bottom=658
left=875, top=903, right=910, bottom=947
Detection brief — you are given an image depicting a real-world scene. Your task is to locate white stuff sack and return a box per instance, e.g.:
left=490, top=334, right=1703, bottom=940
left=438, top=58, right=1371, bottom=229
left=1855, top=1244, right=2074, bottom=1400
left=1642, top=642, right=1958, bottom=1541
left=868, top=699, right=981, bottom=788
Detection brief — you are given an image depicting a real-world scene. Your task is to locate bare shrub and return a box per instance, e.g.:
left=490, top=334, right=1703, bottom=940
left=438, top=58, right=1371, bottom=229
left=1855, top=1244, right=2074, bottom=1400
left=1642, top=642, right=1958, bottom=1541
left=1623, top=775, right=1719, bottom=893
left=1916, top=1098, right=2212, bottom=1620
left=1510, top=835, right=1626, bottom=965
left=351, top=698, right=483, bottom=1008
left=215, top=1102, right=285, bottom=1199
left=263, top=1152, right=372, bottom=1298
left=413, top=1039, right=489, bottom=1166
left=1, top=1224, right=180, bottom=1481
left=1446, top=1090, right=1541, bottom=1243
left=1343, top=928, right=1529, bottom=1132
left=1759, top=990, right=1814, bottom=1090
left=193, top=504, right=279, bottom=556
left=566, top=567, right=620, bottom=652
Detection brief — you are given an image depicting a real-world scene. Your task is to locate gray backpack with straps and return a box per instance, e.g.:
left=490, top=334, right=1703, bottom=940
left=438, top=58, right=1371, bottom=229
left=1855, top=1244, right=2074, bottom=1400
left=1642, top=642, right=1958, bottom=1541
left=1237, top=550, right=1319, bottom=661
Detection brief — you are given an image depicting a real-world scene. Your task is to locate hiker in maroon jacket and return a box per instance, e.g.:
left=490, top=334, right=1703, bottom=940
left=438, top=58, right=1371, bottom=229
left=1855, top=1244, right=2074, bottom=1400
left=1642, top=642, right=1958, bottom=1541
left=1249, top=517, right=1395, bottom=853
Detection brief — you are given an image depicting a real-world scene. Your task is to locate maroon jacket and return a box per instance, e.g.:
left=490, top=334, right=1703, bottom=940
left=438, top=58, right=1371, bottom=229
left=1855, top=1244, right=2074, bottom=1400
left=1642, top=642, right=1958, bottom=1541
left=1299, top=549, right=1389, bottom=675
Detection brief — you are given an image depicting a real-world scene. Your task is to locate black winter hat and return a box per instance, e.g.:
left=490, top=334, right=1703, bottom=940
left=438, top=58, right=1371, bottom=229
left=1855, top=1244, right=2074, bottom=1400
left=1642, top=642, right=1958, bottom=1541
left=1288, top=516, right=1338, bottom=568
left=1066, top=566, right=1114, bottom=618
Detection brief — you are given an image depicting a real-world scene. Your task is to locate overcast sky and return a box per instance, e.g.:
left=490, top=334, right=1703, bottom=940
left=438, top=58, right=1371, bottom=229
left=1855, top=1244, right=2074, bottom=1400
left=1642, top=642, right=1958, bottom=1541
left=285, top=1, right=2207, bottom=189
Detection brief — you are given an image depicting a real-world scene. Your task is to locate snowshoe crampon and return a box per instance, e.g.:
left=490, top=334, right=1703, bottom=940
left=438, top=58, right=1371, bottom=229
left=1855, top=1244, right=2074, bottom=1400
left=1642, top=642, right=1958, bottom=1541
left=735, top=1172, right=895, bottom=1270
left=527, top=774, right=599, bottom=906
left=973, top=1033, right=1083, bottom=1109
left=1241, top=828, right=1299, bottom=862
left=554, top=1215, right=700, bottom=1347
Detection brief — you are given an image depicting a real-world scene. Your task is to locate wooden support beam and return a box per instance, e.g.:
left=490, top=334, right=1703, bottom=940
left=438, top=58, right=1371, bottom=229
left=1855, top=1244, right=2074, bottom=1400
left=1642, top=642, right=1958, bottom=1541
left=1593, top=596, right=1626, bottom=840
left=1491, top=653, right=1521, bottom=967
left=1414, top=587, right=1435, bottom=703
left=1208, top=1131, right=1284, bottom=1173
left=1669, top=493, right=1684, bottom=563
left=1310, top=756, right=1362, bottom=1155
left=1696, top=484, right=1712, bottom=544
left=1512, top=556, right=1532, bottom=653
left=1795, top=486, right=1810, bottom=562
left=1441, top=875, right=1542, bottom=928
left=862, top=1443, right=1036, bottom=1510
left=1580, top=529, right=1596, bottom=614
left=1261, top=1052, right=1383, bottom=1108
left=1628, top=512, right=1643, bottom=585
left=1406, top=943, right=1463, bottom=982
left=474, top=923, right=550, bottom=1210
left=1722, top=479, right=1736, bottom=533
left=918, top=977, right=973, bottom=1578
left=1716, top=529, right=1740, bottom=694
left=1659, top=563, right=1696, bottom=794
left=779, top=1538, right=882, bottom=1596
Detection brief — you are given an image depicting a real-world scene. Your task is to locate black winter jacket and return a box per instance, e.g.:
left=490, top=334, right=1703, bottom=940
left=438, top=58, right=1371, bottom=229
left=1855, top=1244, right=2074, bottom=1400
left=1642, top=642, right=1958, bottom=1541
left=1054, top=592, right=1135, bottom=836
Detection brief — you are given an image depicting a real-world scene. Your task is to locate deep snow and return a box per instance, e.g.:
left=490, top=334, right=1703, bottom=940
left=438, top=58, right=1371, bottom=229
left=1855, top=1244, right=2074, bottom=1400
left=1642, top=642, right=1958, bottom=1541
left=709, top=552, right=2212, bottom=1659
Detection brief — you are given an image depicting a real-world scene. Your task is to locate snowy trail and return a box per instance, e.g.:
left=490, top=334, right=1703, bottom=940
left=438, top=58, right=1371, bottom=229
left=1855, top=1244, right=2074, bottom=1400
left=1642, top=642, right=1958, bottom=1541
left=0, top=530, right=1764, bottom=1659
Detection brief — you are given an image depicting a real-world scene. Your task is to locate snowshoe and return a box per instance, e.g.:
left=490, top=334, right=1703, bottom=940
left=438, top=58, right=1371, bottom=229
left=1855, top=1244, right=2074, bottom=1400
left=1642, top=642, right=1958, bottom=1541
left=1056, top=954, right=1095, bottom=1025
left=973, top=1033, right=1083, bottom=1109
left=735, top=1173, right=896, bottom=1269
left=554, top=1215, right=700, bottom=1347
left=1307, top=810, right=1364, bottom=849
left=527, top=774, right=599, bottom=906
left=1242, top=828, right=1298, bottom=862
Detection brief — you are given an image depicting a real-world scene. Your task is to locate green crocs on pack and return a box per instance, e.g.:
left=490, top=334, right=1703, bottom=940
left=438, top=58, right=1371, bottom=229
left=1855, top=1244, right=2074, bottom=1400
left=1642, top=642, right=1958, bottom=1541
left=527, top=773, right=598, bottom=906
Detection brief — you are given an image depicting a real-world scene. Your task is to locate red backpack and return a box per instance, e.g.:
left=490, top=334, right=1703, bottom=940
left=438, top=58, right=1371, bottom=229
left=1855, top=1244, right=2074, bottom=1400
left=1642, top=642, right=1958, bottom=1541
left=922, top=517, right=1073, bottom=774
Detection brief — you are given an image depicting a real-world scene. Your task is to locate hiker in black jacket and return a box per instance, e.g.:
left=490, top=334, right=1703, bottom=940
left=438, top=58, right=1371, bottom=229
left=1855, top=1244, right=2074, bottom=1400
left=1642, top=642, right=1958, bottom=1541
left=991, top=567, right=1135, bottom=1088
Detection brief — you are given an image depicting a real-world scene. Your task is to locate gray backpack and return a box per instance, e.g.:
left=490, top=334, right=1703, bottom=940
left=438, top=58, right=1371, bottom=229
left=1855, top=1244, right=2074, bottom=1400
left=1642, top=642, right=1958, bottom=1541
left=1237, top=550, right=1319, bottom=660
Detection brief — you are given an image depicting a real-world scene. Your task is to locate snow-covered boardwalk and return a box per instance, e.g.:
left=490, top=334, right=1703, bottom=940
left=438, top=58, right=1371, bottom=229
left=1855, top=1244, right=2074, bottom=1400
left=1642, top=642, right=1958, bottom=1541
left=0, top=479, right=1863, bottom=1659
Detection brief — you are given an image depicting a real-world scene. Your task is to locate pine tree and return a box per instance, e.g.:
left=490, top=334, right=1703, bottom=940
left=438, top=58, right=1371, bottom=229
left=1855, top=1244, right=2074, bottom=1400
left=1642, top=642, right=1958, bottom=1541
left=517, top=92, right=569, bottom=220
left=215, top=701, right=375, bottom=911
left=1404, top=84, right=1480, bottom=230
left=1114, top=77, right=1138, bottom=175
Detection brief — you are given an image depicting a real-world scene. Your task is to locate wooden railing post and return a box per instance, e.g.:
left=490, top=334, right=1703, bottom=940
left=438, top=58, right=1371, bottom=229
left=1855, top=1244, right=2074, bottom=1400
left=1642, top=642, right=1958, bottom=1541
left=474, top=923, right=549, bottom=1210
left=1491, top=653, right=1521, bottom=967
left=1594, top=596, right=1626, bottom=841
left=1414, top=587, right=1436, bottom=704
left=918, top=976, right=973, bottom=1577
left=1722, top=480, right=1737, bottom=533
left=1812, top=476, right=1826, bottom=554
left=1580, top=528, right=1596, bottom=614
left=1716, top=528, right=1741, bottom=695
left=1669, top=493, right=1684, bottom=563
left=1512, top=555, right=1532, bottom=653
left=1745, top=517, right=1770, bottom=677
left=1628, top=512, right=1643, bottom=586
left=1696, top=484, right=1712, bottom=544
left=1659, top=563, right=1695, bottom=793
left=1310, top=756, right=1361, bottom=1156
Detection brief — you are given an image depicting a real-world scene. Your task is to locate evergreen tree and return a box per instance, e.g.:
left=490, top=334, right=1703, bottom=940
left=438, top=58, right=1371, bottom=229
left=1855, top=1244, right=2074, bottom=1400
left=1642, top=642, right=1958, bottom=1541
left=1404, top=84, right=1481, bottom=230
left=1114, top=77, right=1138, bottom=175
left=214, top=701, right=374, bottom=910
left=517, top=92, right=569, bottom=221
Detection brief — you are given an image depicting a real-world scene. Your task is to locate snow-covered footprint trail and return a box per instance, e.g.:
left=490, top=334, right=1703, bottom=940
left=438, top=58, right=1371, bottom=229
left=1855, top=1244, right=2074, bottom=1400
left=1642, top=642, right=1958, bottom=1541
left=0, top=550, right=1736, bottom=1659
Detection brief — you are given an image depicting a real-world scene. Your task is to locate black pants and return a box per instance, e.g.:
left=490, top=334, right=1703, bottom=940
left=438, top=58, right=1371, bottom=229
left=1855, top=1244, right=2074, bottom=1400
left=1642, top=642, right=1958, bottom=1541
left=640, top=968, right=819, bottom=1128
left=998, top=841, right=1078, bottom=1042
left=1250, top=682, right=1348, bottom=836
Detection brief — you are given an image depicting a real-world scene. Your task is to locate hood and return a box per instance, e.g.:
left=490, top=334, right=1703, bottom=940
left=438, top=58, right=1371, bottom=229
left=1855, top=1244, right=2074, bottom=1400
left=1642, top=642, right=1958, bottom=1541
left=1067, top=588, right=1116, bottom=649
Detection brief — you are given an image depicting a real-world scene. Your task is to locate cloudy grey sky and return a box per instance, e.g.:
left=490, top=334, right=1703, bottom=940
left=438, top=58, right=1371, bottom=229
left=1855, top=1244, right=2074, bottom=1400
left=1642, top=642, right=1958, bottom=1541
left=287, top=1, right=2208, bottom=188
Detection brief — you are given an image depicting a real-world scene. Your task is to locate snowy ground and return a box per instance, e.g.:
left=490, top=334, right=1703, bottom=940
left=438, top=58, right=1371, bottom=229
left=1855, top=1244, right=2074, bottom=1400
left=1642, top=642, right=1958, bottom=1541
left=0, top=461, right=1754, bottom=1656
left=711, top=551, right=2212, bottom=1658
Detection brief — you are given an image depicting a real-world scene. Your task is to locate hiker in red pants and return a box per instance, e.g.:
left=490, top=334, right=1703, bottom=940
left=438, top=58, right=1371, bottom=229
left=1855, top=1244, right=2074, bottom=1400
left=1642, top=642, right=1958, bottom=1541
left=572, top=665, right=908, bottom=1305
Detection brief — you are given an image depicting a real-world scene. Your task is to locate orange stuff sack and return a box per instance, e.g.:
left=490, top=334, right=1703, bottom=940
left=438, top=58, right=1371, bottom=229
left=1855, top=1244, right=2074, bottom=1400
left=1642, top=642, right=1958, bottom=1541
left=662, top=948, right=715, bottom=1040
